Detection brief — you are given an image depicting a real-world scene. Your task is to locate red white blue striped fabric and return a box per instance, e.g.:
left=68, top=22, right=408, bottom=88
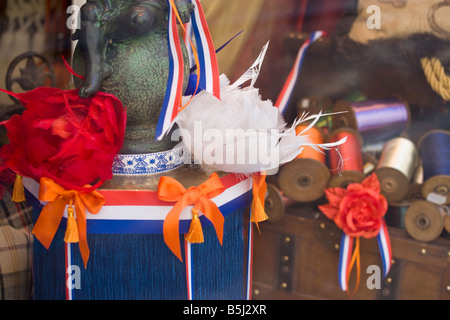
left=338, top=221, right=392, bottom=292
left=23, top=174, right=252, bottom=235
left=65, top=243, right=73, bottom=300
left=156, top=0, right=185, bottom=141
left=184, top=22, right=195, bottom=69
left=246, top=221, right=254, bottom=300
left=188, top=0, right=220, bottom=98
left=184, top=217, right=254, bottom=301
left=185, top=240, right=194, bottom=300
left=377, top=220, right=392, bottom=277
left=275, top=31, right=325, bottom=115
left=338, top=233, right=354, bottom=292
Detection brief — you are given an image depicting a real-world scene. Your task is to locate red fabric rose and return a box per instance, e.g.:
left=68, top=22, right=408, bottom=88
left=319, top=173, right=388, bottom=238
left=0, top=87, right=126, bottom=190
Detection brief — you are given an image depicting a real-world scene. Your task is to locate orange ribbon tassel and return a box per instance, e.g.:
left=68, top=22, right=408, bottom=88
left=32, top=177, right=105, bottom=268
left=251, top=172, right=268, bottom=231
left=157, top=173, right=226, bottom=261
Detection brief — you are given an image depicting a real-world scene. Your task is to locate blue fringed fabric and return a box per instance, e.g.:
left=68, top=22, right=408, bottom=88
left=32, top=203, right=248, bottom=300
left=190, top=208, right=245, bottom=300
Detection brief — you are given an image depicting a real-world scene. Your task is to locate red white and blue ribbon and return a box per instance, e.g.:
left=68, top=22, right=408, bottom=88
left=185, top=240, right=194, bottom=300
left=65, top=243, right=74, bottom=300
left=156, top=0, right=185, bottom=141
left=188, top=0, right=220, bottom=98
left=338, top=220, right=392, bottom=292
left=377, top=220, right=392, bottom=278
left=246, top=221, right=254, bottom=300
left=24, top=174, right=252, bottom=235
left=184, top=22, right=195, bottom=69
left=184, top=216, right=254, bottom=301
left=25, top=173, right=251, bottom=301
left=275, top=31, right=325, bottom=115
left=338, top=233, right=354, bottom=292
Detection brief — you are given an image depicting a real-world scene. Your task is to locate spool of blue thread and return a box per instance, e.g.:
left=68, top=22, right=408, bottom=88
left=418, top=130, right=450, bottom=204
left=332, top=97, right=410, bottom=142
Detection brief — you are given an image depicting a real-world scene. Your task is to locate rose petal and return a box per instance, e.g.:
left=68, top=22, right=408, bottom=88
left=318, top=204, right=339, bottom=220
left=361, top=172, right=381, bottom=194
left=324, top=187, right=347, bottom=208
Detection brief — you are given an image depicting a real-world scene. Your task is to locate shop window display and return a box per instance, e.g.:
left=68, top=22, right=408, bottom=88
left=0, top=0, right=448, bottom=302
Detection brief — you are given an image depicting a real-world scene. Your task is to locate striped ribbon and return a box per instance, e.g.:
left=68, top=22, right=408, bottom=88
left=184, top=22, right=195, bottom=69
left=275, top=31, right=325, bottom=115
left=156, top=0, right=185, bottom=141
left=246, top=220, right=254, bottom=300
left=185, top=240, right=194, bottom=300
left=184, top=218, right=254, bottom=301
left=338, top=233, right=354, bottom=292
left=377, top=220, right=392, bottom=278
left=156, top=0, right=220, bottom=140
left=187, top=0, right=220, bottom=99
left=24, top=175, right=251, bottom=235
left=65, top=243, right=73, bottom=301
left=338, top=220, right=392, bottom=293
left=31, top=173, right=251, bottom=301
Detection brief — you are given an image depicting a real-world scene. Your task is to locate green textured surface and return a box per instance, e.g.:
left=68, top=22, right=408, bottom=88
left=73, top=30, right=190, bottom=154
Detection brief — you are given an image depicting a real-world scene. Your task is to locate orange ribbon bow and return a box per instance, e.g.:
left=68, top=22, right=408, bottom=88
left=157, top=173, right=226, bottom=261
left=32, top=177, right=105, bottom=268
left=250, top=172, right=268, bottom=231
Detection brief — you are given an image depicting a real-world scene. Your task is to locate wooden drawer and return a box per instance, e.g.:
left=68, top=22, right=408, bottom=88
left=252, top=204, right=450, bottom=300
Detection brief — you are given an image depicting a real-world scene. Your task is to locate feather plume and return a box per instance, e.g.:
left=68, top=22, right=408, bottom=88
left=174, top=43, right=346, bottom=175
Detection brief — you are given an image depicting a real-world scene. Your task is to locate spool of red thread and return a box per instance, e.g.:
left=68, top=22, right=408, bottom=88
left=327, top=128, right=365, bottom=188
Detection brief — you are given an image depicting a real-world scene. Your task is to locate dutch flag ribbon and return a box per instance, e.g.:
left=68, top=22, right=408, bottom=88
left=156, top=0, right=185, bottom=141
left=338, top=220, right=392, bottom=293
left=187, top=0, right=221, bottom=99
left=275, top=31, right=325, bottom=115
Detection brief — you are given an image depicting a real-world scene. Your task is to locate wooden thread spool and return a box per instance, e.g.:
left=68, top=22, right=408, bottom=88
left=327, top=128, right=365, bottom=188
left=362, top=152, right=378, bottom=175
left=407, top=161, right=424, bottom=200
left=278, top=126, right=330, bottom=202
left=404, top=200, right=445, bottom=242
left=332, top=97, right=411, bottom=142
left=417, top=130, right=450, bottom=205
left=385, top=202, right=410, bottom=229
left=376, top=137, right=419, bottom=203
left=264, top=183, right=296, bottom=223
left=445, top=214, right=450, bottom=234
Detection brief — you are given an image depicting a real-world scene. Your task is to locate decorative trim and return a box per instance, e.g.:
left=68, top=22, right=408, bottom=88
left=112, top=146, right=186, bottom=175
left=23, top=173, right=252, bottom=235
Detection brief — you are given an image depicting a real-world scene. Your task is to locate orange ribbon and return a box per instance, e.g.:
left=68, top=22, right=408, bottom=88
left=157, top=173, right=226, bottom=261
left=251, top=172, right=268, bottom=231
left=32, top=177, right=105, bottom=268
left=346, top=237, right=361, bottom=298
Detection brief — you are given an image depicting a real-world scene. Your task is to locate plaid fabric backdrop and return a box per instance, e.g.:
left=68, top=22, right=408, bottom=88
left=0, top=172, right=33, bottom=300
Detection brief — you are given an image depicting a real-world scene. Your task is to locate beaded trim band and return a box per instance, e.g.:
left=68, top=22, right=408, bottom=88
left=112, top=146, right=186, bottom=175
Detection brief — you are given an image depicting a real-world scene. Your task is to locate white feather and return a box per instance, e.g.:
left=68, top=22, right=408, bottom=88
left=174, top=43, right=346, bottom=175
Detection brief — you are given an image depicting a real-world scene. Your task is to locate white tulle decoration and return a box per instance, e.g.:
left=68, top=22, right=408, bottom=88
left=174, top=42, right=346, bottom=175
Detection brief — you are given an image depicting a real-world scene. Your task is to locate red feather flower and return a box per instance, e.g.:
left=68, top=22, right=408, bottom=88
left=0, top=87, right=126, bottom=190
left=319, top=173, right=388, bottom=238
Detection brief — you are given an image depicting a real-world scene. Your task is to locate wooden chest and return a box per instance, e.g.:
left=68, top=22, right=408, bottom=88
left=252, top=204, right=450, bottom=300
